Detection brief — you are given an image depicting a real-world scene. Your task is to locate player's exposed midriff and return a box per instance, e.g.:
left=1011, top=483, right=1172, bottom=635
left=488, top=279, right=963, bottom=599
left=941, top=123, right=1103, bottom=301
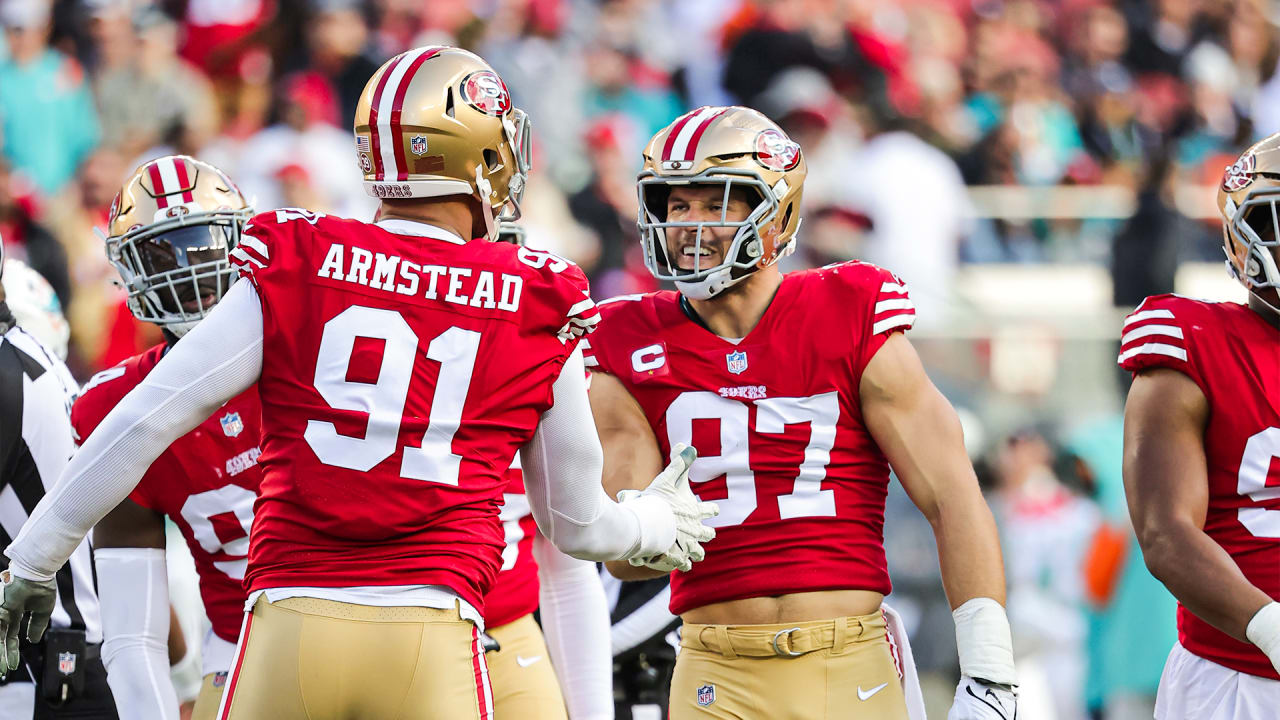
left=681, top=588, right=885, bottom=626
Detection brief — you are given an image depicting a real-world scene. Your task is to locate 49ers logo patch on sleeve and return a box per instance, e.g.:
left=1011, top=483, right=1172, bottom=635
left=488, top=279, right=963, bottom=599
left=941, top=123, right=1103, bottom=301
left=754, top=129, right=801, bottom=172
left=461, top=71, right=512, bottom=117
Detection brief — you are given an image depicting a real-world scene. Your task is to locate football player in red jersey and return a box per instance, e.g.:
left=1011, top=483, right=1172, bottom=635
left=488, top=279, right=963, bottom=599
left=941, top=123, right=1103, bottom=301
left=1122, top=132, right=1280, bottom=719
left=586, top=106, right=1016, bottom=720
left=75, top=155, right=261, bottom=720
left=0, top=47, right=717, bottom=720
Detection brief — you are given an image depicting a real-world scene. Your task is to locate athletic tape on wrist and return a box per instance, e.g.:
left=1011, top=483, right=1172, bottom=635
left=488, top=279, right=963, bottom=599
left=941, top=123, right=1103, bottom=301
left=953, top=597, right=1017, bottom=686
left=1246, top=601, right=1280, bottom=662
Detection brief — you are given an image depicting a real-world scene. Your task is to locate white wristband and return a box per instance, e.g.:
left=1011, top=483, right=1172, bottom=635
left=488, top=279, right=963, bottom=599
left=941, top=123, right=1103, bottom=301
left=1246, top=602, right=1280, bottom=663
left=953, top=597, right=1017, bottom=686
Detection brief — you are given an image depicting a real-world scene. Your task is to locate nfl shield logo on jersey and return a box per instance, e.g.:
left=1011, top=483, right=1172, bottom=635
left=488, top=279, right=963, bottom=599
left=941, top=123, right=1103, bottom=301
left=220, top=412, right=244, bottom=438
left=696, top=684, right=716, bottom=707
left=410, top=135, right=428, bottom=156
left=726, top=350, right=748, bottom=375
left=57, top=652, right=76, bottom=676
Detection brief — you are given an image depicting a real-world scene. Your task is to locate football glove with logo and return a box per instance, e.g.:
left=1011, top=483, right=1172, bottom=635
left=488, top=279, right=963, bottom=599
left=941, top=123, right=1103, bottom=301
left=0, top=569, right=56, bottom=673
left=949, top=597, right=1018, bottom=720
left=619, top=444, right=718, bottom=573
left=948, top=676, right=1017, bottom=720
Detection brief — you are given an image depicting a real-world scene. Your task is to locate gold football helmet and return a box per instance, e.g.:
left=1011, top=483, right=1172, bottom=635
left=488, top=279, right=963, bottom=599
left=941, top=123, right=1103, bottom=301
left=1217, top=132, right=1280, bottom=311
left=638, top=106, right=806, bottom=299
left=353, top=46, right=530, bottom=241
left=104, top=155, right=252, bottom=337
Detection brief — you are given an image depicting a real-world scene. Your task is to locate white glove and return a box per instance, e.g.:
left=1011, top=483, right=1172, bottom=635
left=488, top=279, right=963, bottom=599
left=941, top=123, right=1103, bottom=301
left=948, top=676, right=1017, bottom=720
left=618, top=443, right=718, bottom=573
left=1246, top=601, right=1280, bottom=674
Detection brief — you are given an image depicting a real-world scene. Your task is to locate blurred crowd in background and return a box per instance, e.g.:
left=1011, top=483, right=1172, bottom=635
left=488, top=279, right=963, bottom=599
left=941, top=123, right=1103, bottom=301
left=2, top=0, right=1278, bottom=718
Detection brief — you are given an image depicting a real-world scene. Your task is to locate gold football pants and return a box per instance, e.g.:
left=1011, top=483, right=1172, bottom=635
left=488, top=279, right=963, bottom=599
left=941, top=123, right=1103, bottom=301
left=215, top=596, right=494, bottom=719
left=191, top=671, right=227, bottom=720
left=486, top=613, right=568, bottom=720
left=670, top=612, right=910, bottom=719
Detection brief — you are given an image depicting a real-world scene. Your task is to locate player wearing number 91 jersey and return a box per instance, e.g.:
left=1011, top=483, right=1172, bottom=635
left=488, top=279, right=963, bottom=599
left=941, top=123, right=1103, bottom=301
left=589, top=107, right=1016, bottom=720
left=1122, top=133, right=1280, bottom=720
left=0, top=46, right=716, bottom=720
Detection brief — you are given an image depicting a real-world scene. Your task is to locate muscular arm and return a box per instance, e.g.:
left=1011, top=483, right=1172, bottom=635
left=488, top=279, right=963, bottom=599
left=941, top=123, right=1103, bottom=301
left=520, top=349, right=676, bottom=562
left=1124, top=368, right=1272, bottom=641
left=861, top=333, right=1016, bottom=686
left=5, top=280, right=263, bottom=580
left=861, top=333, right=1006, bottom=608
left=588, top=370, right=666, bottom=581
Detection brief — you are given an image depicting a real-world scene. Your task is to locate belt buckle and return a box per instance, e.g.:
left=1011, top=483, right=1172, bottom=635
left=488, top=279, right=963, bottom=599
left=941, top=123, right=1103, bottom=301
left=771, top=627, right=804, bottom=658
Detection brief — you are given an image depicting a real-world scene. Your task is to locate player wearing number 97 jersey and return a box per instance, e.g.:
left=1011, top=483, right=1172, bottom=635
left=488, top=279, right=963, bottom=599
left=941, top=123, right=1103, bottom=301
left=75, top=154, right=259, bottom=720
left=1122, top=133, right=1280, bottom=720
left=0, top=46, right=716, bottom=720
left=588, top=106, right=1017, bottom=720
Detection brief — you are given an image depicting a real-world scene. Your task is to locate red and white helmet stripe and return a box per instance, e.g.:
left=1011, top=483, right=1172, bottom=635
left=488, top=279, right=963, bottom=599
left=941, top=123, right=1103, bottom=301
left=368, top=46, right=445, bottom=181
left=146, top=157, right=195, bottom=208
left=661, top=106, right=729, bottom=163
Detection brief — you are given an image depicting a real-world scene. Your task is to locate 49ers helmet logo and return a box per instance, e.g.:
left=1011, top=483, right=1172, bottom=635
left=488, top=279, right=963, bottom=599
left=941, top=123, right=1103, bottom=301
left=460, top=71, right=511, bottom=117
left=754, top=129, right=801, bottom=172
left=1222, top=153, right=1256, bottom=192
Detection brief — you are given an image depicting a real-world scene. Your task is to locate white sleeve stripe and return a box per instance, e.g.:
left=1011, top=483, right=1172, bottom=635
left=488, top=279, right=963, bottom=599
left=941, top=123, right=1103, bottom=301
left=568, top=315, right=600, bottom=329
left=238, top=235, right=270, bottom=258
left=597, top=294, right=644, bottom=306
left=874, top=298, right=914, bottom=314
left=872, top=313, right=915, bottom=335
left=583, top=356, right=599, bottom=368
left=566, top=298, right=597, bottom=318
left=1121, top=325, right=1185, bottom=345
left=228, top=248, right=265, bottom=268
left=1118, top=343, right=1188, bottom=363
left=880, top=282, right=908, bottom=294
left=1123, top=308, right=1175, bottom=328
left=232, top=240, right=268, bottom=262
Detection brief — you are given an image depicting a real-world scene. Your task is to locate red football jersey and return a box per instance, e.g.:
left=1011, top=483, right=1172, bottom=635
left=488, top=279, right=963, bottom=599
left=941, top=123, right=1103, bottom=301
left=585, top=262, right=916, bottom=615
left=228, top=210, right=596, bottom=614
left=72, top=344, right=263, bottom=643
left=484, top=461, right=540, bottom=629
left=1120, top=294, right=1280, bottom=679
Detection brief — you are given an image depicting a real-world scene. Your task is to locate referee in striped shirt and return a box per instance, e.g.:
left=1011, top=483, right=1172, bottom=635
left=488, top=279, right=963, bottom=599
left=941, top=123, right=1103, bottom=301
left=0, top=242, right=116, bottom=718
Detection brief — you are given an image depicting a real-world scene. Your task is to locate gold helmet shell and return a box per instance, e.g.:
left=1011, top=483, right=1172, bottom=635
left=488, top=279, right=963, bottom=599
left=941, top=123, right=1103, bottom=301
left=1216, top=132, right=1280, bottom=306
left=637, top=106, right=806, bottom=300
left=353, top=46, right=530, bottom=240
left=105, top=155, right=251, bottom=337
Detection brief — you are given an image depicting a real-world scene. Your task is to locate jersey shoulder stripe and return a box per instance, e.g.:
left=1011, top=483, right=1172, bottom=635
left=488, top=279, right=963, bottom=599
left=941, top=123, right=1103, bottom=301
left=1117, top=295, right=1196, bottom=373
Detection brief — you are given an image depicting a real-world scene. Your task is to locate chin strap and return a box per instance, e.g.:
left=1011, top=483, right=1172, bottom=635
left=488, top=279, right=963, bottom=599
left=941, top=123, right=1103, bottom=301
left=475, top=165, right=497, bottom=241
